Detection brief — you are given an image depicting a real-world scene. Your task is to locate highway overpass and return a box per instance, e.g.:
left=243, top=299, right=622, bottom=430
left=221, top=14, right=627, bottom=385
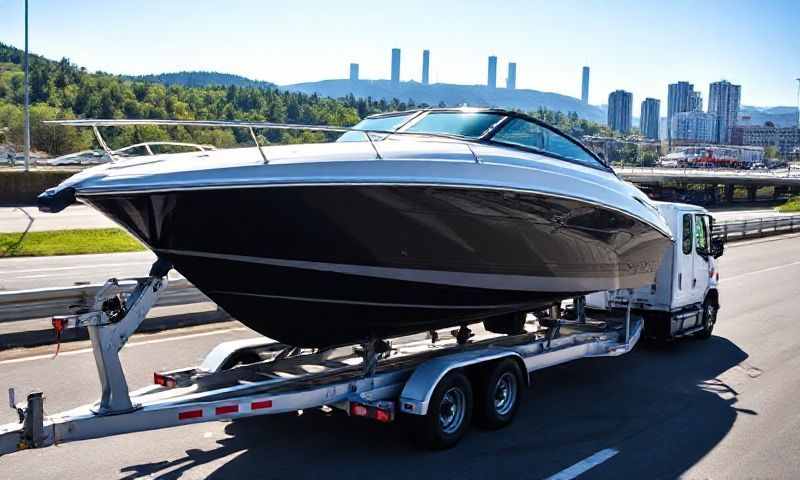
left=617, top=167, right=800, bottom=202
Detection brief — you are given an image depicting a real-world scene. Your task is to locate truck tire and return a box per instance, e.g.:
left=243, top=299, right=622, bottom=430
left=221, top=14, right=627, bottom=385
left=474, top=359, right=525, bottom=429
left=483, top=312, right=527, bottom=335
left=414, top=371, right=473, bottom=449
left=696, top=299, right=717, bottom=339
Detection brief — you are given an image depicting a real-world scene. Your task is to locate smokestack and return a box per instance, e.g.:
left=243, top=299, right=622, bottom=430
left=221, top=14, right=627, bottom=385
left=506, top=62, right=516, bottom=90
left=487, top=56, right=497, bottom=89
left=391, top=48, right=401, bottom=84
left=422, top=50, right=430, bottom=85
left=581, top=66, right=590, bottom=104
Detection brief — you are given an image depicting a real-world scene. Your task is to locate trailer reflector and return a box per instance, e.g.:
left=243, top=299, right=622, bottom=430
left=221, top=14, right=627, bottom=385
left=350, top=404, right=368, bottom=417
left=215, top=405, right=239, bottom=415
left=251, top=400, right=273, bottom=410
left=178, top=409, right=203, bottom=420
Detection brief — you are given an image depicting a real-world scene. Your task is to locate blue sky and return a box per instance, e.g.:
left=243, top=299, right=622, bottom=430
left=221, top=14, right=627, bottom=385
left=1, top=0, right=798, bottom=108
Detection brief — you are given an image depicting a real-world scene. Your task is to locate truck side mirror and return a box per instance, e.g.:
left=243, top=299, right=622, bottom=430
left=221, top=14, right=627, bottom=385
left=710, top=237, right=725, bottom=259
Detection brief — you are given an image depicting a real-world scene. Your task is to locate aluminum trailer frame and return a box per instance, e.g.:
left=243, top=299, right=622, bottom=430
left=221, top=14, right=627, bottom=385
left=0, top=275, right=641, bottom=456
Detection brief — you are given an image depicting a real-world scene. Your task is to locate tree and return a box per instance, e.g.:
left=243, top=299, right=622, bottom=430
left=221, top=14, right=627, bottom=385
left=764, top=145, right=779, bottom=160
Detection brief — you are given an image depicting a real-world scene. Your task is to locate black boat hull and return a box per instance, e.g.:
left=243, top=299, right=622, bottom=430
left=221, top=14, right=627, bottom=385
left=83, top=184, right=671, bottom=347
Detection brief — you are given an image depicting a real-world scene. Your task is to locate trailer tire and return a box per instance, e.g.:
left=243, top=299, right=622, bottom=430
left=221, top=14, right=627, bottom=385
left=696, top=299, right=717, bottom=340
left=483, top=312, right=526, bottom=335
left=474, top=359, right=524, bottom=429
left=415, top=371, right=473, bottom=450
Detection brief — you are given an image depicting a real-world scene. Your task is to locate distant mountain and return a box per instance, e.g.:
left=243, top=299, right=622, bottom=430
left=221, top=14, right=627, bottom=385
left=739, top=105, right=798, bottom=127
left=281, top=79, right=607, bottom=123
left=130, top=71, right=276, bottom=89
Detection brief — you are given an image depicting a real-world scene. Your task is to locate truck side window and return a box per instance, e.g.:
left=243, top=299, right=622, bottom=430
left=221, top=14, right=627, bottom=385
left=695, top=215, right=708, bottom=253
left=682, top=214, right=692, bottom=255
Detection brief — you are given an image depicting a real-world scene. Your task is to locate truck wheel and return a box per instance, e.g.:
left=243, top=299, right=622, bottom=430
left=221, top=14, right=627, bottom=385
left=483, top=312, right=527, bottom=335
left=416, top=371, right=473, bottom=449
left=696, top=300, right=717, bottom=339
left=475, top=359, right=524, bottom=429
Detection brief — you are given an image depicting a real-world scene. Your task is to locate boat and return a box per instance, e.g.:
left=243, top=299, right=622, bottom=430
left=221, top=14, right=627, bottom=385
left=37, top=108, right=673, bottom=348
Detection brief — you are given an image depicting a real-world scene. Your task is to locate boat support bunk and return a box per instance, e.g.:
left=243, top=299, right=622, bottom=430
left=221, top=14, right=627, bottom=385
left=0, top=270, right=642, bottom=453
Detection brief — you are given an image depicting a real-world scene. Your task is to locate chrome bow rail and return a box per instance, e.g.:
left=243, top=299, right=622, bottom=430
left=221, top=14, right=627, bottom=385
left=43, top=119, right=480, bottom=164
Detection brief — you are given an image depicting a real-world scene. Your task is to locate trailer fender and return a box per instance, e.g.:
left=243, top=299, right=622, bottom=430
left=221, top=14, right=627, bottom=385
left=398, top=348, right=527, bottom=416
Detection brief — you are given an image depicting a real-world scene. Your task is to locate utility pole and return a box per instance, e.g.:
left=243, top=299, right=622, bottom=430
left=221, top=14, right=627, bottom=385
left=23, top=0, right=30, bottom=172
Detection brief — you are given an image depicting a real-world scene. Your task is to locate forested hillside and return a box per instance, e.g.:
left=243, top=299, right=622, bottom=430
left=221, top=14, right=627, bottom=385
left=129, top=71, right=276, bottom=90
left=0, top=43, right=413, bottom=156
left=0, top=42, right=610, bottom=157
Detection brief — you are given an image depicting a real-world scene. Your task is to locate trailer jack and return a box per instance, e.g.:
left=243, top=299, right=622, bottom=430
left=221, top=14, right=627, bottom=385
left=51, top=275, right=168, bottom=415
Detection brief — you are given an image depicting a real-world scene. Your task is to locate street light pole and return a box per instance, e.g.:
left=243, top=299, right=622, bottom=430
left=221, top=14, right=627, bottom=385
left=23, top=0, right=30, bottom=172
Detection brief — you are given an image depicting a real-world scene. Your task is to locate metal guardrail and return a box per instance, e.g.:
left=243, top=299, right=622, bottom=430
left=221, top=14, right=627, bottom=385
left=617, top=166, right=800, bottom=179
left=0, top=277, right=210, bottom=323
left=713, top=214, right=800, bottom=241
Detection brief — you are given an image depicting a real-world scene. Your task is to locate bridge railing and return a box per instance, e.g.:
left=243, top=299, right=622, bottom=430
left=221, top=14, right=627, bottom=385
left=616, top=166, right=800, bottom=179
left=713, top=215, right=800, bottom=241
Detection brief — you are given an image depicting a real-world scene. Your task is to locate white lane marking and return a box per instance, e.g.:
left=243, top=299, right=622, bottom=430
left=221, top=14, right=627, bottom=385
left=0, top=327, right=247, bottom=365
left=545, top=448, right=620, bottom=480
left=722, top=259, right=800, bottom=283
left=0, top=262, right=148, bottom=275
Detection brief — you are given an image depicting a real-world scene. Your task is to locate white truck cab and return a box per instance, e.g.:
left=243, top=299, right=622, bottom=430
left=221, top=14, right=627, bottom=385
left=586, top=202, right=725, bottom=340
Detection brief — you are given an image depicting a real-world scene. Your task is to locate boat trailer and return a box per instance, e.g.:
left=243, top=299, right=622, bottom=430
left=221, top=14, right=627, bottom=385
left=1, top=273, right=642, bottom=454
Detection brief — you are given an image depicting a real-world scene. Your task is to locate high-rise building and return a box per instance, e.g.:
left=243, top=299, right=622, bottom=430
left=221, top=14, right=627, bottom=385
left=608, top=90, right=633, bottom=134
left=487, top=56, right=497, bottom=88
left=708, top=80, right=741, bottom=144
left=391, top=48, right=401, bottom=84
left=668, top=81, right=702, bottom=143
left=640, top=98, right=660, bottom=140
left=670, top=111, right=718, bottom=144
left=732, top=125, right=799, bottom=156
left=506, top=62, right=516, bottom=90
left=668, top=81, right=695, bottom=121
left=349, top=63, right=359, bottom=81
left=581, top=66, right=590, bottom=104
left=421, top=50, right=430, bottom=85
left=690, top=91, right=703, bottom=112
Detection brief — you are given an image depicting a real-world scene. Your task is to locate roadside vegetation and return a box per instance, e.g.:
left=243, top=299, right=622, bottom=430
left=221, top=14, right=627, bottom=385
left=0, top=228, right=145, bottom=257
left=777, top=195, right=800, bottom=213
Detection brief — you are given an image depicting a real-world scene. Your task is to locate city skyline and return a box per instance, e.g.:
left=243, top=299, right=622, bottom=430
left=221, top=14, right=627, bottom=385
left=1, top=0, right=797, bottom=108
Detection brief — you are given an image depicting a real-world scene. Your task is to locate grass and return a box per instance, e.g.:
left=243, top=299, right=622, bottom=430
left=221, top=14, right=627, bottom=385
left=777, top=195, right=800, bottom=213
left=0, top=228, right=146, bottom=257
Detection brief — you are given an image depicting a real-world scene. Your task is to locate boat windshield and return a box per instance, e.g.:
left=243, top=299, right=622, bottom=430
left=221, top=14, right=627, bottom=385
left=404, top=112, right=504, bottom=138
left=490, top=118, right=605, bottom=169
left=337, top=113, right=415, bottom=142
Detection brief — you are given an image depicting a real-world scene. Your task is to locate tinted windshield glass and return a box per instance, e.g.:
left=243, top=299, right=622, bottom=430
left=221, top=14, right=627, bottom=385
left=491, top=118, right=603, bottom=169
left=405, top=112, right=503, bottom=138
left=337, top=113, right=414, bottom=142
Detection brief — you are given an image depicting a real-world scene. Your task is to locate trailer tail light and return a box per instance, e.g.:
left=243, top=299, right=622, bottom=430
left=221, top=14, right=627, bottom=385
left=153, top=372, right=177, bottom=388
left=349, top=401, right=394, bottom=423
left=251, top=400, right=273, bottom=410
left=350, top=404, right=369, bottom=417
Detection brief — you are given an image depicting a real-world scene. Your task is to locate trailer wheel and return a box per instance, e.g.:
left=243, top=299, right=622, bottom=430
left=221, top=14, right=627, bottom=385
left=475, top=359, right=524, bottom=429
left=415, top=371, right=473, bottom=449
left=696, top=299, right=717, bottom=340
left=483, top=312, right=527, bottom=335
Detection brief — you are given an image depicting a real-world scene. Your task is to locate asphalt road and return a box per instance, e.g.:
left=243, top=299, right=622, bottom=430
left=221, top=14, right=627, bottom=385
left=0, top=204, right=118, bottom=233
left=0, top=233, right=799, bottom=479
left=0, top=251, right=157, bottom=291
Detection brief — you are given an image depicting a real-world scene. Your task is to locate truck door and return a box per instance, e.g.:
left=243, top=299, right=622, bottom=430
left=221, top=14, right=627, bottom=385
left=692, top=214, right=712, bottom=301
left=673, top=212, right=695, bottom=307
